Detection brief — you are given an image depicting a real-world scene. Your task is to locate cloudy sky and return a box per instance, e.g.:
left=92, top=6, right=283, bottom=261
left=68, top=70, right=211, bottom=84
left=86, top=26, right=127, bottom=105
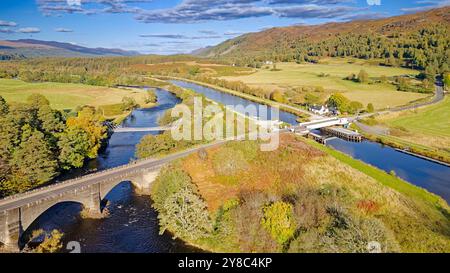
left=0, top=0, right=448, bottom=54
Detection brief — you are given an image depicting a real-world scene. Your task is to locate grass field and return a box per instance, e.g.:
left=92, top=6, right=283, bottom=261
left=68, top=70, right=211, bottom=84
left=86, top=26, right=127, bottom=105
left=377, top=97, right=450, bottom=151
left=0, top=79, right=151, bottom=115
left=222, top=60, right=427, bottom=109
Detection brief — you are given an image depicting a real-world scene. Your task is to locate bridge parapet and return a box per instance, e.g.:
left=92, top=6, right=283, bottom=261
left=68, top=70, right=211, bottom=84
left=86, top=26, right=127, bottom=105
left=0, top=162, right=164, bottom=251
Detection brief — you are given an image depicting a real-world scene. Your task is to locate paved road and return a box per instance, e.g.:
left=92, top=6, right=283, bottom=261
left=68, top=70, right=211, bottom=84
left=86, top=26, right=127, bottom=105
left=351, top=82, right=445, bottom=121
left=390, top=82, right=445, bottom=112
left=0, top=140, right=228, bottom=212
left=351, top=82, right=446, bottom=135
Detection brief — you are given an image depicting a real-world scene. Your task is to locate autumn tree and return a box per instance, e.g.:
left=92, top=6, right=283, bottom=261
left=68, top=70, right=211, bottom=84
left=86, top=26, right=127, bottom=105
left=358, top=70, right=369, bottom=83
left=348, top=101, right=364, bottom=114
left=32, top=229, right=64, bottom=253
left=304, top=93, right=321, bottom=105
left=66, top=106, right=107, bottom=159
left=261, top=201, right=297, bottom=245
left=270, top=91, right=285, bottom=103
left=367, top=103, right=375, bottom=113
left=327, top=93, right=350, bottom=113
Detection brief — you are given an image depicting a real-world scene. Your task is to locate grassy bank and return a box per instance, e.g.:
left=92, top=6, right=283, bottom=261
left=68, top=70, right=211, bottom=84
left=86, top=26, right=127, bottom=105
left=362, top=133, right=450, bottom=164
left=357, top=96, right=450, bottom=163
left=150, top=134, right=450, bottom=253
left=305, top=138, right=448, bottom=206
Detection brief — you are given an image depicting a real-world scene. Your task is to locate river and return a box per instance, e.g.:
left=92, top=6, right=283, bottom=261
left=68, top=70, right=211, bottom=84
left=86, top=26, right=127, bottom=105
left=22, top=88, right=197, bottom=252
left=22, top=81, right=450, bottom=252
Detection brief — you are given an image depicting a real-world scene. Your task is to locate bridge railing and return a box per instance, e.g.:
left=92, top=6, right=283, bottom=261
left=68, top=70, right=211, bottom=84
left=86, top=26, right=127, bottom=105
left=0, top=156, right=162, bottom=203
left=0, top=131, right=266, bottom=203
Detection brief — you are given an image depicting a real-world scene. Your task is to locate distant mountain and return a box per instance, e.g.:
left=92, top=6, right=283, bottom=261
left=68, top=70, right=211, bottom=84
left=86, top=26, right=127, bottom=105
left=0, top=39, right=140, bottom=58
left=200, top=6, right=450, bottom=59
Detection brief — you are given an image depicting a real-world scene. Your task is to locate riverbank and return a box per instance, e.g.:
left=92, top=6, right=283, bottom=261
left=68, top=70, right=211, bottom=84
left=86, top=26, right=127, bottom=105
left=363, top=132, right=450, bottom=165
left=307, top=138, right=448, bottom=207
left=154, top=76, right=312, bottom=121
left=352, top=119, right=450, bottom=164
left=150, top=134, right=450, bottom=253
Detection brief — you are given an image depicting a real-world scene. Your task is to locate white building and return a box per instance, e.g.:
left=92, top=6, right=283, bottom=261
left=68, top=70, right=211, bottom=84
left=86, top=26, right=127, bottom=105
left=309, top=105, right=330, bottom=116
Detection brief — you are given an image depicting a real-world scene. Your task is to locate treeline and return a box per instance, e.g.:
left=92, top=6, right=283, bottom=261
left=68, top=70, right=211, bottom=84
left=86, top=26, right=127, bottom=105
left=0, top=94, right=107, bottom=197
left=0, top=55, right=210, bottom=87
left=225, top=25, right=450, bottom=77
left=0, top=52, right=25, bottom=61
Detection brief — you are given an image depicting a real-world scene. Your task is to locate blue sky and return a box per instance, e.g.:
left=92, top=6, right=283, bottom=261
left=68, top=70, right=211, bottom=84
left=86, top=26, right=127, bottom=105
left=0, top=0, right=449, bottom=54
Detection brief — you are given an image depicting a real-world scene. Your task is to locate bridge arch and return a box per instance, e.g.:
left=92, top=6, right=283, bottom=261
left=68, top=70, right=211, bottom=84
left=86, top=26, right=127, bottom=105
left=19, top=201, right=84, bottom=249
left=20, top=197, right=90, bottom=235
left=99, top=179, right=134, bottom=200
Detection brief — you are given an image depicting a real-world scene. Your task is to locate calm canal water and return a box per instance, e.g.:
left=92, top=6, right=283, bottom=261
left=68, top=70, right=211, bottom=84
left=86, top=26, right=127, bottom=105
left=23, top=81, right=450, bottom=252
left=326, top=139, right=450, bottom=203
left=169, top=80, right=299, bottom=125
left=172, top=80, right=450, bottom=204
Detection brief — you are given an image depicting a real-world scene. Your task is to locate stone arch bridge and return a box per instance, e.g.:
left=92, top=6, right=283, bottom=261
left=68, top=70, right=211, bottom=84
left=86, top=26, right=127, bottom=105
left=0, top=141, right=226, bottom=251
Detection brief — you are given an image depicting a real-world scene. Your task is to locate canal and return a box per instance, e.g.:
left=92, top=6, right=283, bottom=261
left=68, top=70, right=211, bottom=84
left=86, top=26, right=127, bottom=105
left=171, top=80, right=450, bottom=204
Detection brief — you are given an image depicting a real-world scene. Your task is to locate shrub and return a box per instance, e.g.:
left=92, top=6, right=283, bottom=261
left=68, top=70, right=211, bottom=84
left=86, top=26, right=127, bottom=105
left=358, top=70, right=369, bottom=83
left=325, top=205, right=400, bottom=253
left=145, top=89, right=157, bottom=104
left=151, top=167, right=195, bottom=210
left=261, top=201, right=297, bottom=245
left=33, top=229, right=64, bottom=253
left=159, top=187, right=212, bottom=241
left=233, top=191, right=279, bottom=252
left=270, top=91, right=285, bottom=103
left=121, top=96, right=138, bottom=111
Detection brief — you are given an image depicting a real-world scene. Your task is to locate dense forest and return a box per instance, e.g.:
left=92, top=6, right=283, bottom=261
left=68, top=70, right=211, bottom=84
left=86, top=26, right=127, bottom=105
left=0, top=52, right=25, bottom=61
left=213, top=24, right=449, bottom=78
left=0, top=55, right=209, bottom=87
left=0, top=94, right=107, bottom=197
left=201, top=7, right=450, bottom=77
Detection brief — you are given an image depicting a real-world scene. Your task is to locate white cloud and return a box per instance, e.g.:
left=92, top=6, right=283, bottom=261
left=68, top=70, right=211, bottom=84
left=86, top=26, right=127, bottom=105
left=55, top=27, right=74, bottom=32
left=367, top=0, right=381, bottom=6
left=0, top=20, right=17, bottom=27
left=18, top=27, right=41, bottom=33
left=67, top=0, right=81, bottom=6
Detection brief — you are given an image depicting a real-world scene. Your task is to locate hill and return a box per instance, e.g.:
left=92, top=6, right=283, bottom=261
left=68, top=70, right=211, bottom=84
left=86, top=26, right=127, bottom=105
left=199, top=7, right=450, bottom=71
left=0, top=39, right=140, bottom=58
